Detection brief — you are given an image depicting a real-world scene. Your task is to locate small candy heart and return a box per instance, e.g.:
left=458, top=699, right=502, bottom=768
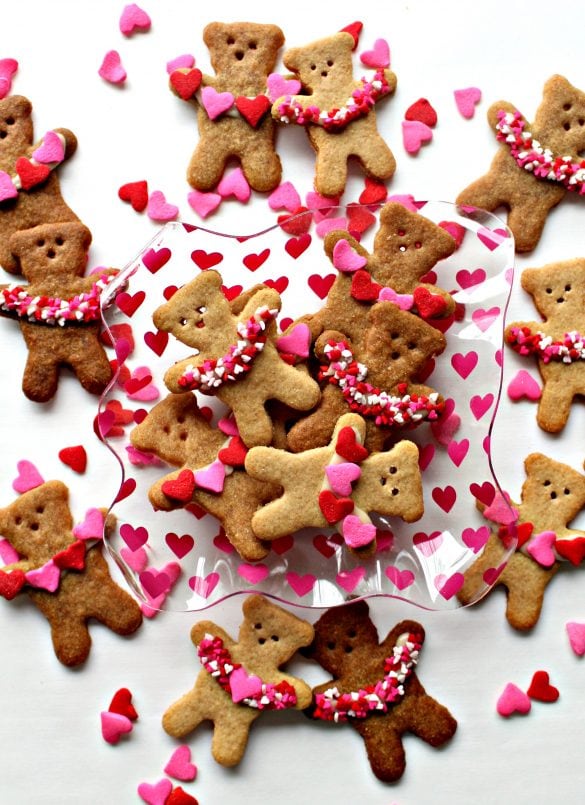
left=318, top=490, right=354, bottom=524
left=332, top=238, right=367, bottom=273
left=0, top=58, right=17, bottom=99
left=359, top=176, right=388, bottom=206
left=218, top=436, right=248, bottom=468
left=405, top=98, right=437, bottom=127
left=187, top=188, right=221, bottom=218
left=346, top=203, right=376, bottom=236
left=402, top=120, right=433, bottom=154
left=15, top=158, right=49, bottom=190
left=217, top=416, right=239, bottom=436
left=566, top=622, right=585, bottom=656
left=0, top=170, right=18, bottom=201
left=507, top=370, right=542, bottom=402
left=0, top=569, right=26, bottom=600
left=101, top=711, right=133, bottom=745
left=58, top=445, right=87, bottom=474
left=32, top=130, right=64, bottom=164
left=266, top=73, right=302, bottom=103
left=335, top=426, right=369, bottom=462
left=25, top=561, right=60, bottom=592
left=166, top=787, right=199, bottom=805
left=276, top=323, right=311, bottom=358
left=200, top=86, right=235, bottom=120
left=315, top=216, right=347, bottom=238
left=53, top=540, right=86, bottom=571
left=0, top=539, right=19, bottom=565
left=482, top=491, right=518, bottom=525
left=166, top=54, right=195, bottom=74
left=555, top=537, right=585, bottom=566
left=195, top=460, right=226, bottom=493
left=496, top=683, right=531, bottom=717
left=527, top=670, right=559, bottom=703
left=413, top=286, right=447, bottom=318
left=170, top=68, right=202, bottom=100
left=360, top=38, right=390, bottom=68
left=229, top=666, right=263, bottom=702
left=137, top=779, right=173, bottom=805
left=118, top=180, right=149, bottom=212
left=161, top=470, right=196, bottom=503
left=98, top=50, right=127, bottom=85
left=277, top=207, right=312, bottom=236
left=120, top=545, right=148, bottom=572
left=350, top=269, right=382, bottom=301
left=147, top=190, right=178, bottom=222
left=119, top=3, right=151, bottom=35
left=340, top=21, right=363, bottom=49
left=235, top=94, right=271, bottom=128
left=217, top=167, right=250, bottom=202
left=108, top=687, right=139, bottom=720
left=341, top=514, right=376, bottom=549
left=526, top=530, right=557, bottom=568
left=378, top=287, right=414, bottom=309
left=325, top=462, right=361, bottom=496
left=164, top=745, right=198, bottom=782
left=454, top=86, right=482, bottom=119
left=12, top=460, right=44, bottom=493
left=268, top=181, right=301, bottom=212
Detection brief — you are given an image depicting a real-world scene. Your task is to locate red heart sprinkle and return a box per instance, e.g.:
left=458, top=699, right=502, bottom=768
left=0, top=570, right=26, bottom=600
left=527, top=670, right=559, bottom=703
left=405, top=98, right=438, bottom=127
left=235, top=94, right=271, bottom=128
left=318, top=490, right=355, bottom=524
left=162, top=470, right=196, bottom=502
left=118, top=180, right=149, bottom=212
left=350, top=269, right=381, bottom=301
left=339, top=21, right=363, bottom=49
left=277, top=207, right=312, bottom=236
left=108, top=687, right=139, bottom=720
left=358, top=176, right=388, bottom=206
left=555, top=537, right=585, bottom=566
left=335, top=426, right=369, bottom=462
left=170, top=68, right=202, bottom=100
left=346, top=203, right=376, bottom=237
left=58, top=445, right=87, bottom=474
left=166, top=786, right=199, bottom=805
left=218, top=436, right=248, bottom=468
left=15, top=157, right=50, bottom=189
left=413, top=286, right=447, bottom=318
left=53, top=540, right=86, bottom=571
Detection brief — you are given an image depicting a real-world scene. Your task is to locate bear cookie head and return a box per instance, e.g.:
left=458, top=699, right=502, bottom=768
left=302, top=600, right=380, bottom=676
left=522, top=453, right=585, bottom=527
left=521, top=259, right=585, bottom=327
left=203, top=22, right=284, bottom=84
left=531, top=75, right=585, bottom=157
left=9, top=221, right=92, bottom=284
left=283, top=31, right=356, bottom=101
left=0, top=95, right=34, bottom=164
left=238, top=594, right=314, bottom=664
left=0, top=480, right=73, bottom=560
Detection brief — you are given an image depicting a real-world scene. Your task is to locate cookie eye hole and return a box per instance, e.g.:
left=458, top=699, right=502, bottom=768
left=55, top=236, right=64, bottom=246
left=196, top=306, right=207, bottom=314
left=414, top=241, right=422, bottom=249
left=543, top=480, right=551, bottom=486
left=565, top=284, right=572, bottom=292
left=344, top=645, right=353, bottom=654
left=248, top=41, right=257, bottom=50
left=5, top=116, right=14, bottom=125
left=258, top=637, right=266, bottom=645
left=36, top=506, right=44, bottom=514
left=564, top=488, right=571, bottom=495
left=177, top=415, right=185, bottom=424
left=270, top=635, right=279, bottom=642
left=327, top=59, right=334, bottom=67
left=380, top=477, right=387, bottom=486
left=37, top=239, right=45, bottom=248
left=179, top=317, right=188, bottom=326
left=254, top=622, right=262, bottom=629
left=546, top=288, right=552, bottom=294
left=390, top=351, right=401, bottom=360
left=235, top=50, right=244, bottom=61
left=390, top=331, right=400, bottom=340
left=321, top=71, right=328, bottom=77
left=407, top=342, right=416, bottom=350
left=0, top=131, right=6, bottom=139
left=310, top=64, right=316, bottom=71
left=564, top=103, right=573, bottom=111
left=163, top=425, right=170, bottom=434
left=389, top=466, right=397, bottom=475
left=347, top=629, right=357, bottom=638
left=227, top=36, right=235, bottom=45
left=14, top=516, right=21, bottom=525
left=327, top=641, right=336, bottom=650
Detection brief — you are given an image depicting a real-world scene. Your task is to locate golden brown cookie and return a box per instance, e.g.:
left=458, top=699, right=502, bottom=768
left=0, top=480, right=142, bottom=666
left=457, top=75, right=585, bottom=252
left=505, top=258, right=585, bottom=432
left=272, top=31, right=396, bottom=197
left=459, top=453, right=585, bottom=629
left=304, top=601, right=457, bottom=782
left=162, top=594, right=314, bottom=766
left=0, top=95, right=80, bottom=273
left=0, top=222, right=115, bottom=401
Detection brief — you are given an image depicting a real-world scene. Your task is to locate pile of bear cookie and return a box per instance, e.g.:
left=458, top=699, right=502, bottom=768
left=0, top=19, right=585, bottom=788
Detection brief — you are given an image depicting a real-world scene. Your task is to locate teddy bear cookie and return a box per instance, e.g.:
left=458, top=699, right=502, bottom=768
left=304, top=601, right=457, bottom=782
left=130, top=392, right=279, bottom=561
left=458, top=453, right=585, bottom=630
left=0, top=221, right=116, bottom=401
left=153, top=269, right=321, bottom=447
left=457, top=75, right=585, bottom=252
left=286, top=300, right=446, bottom=453
left=0, top=95, right=80, bottom=274
left=0, top=480, right=142, bottom=666
left=272, top=31, right=397, bottom=197
left=504, top=258, right=585, bottom=432
left=162, top=594, right=314, bottom=767
left=169, top=22, right=285, bottom=193
left=245, top=412, right=423, bottom=557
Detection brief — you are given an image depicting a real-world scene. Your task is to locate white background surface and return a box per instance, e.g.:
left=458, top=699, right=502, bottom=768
left=1, top=1, right=585, bottom=803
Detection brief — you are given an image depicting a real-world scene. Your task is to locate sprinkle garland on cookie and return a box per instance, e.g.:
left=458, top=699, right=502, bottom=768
left=506, top=326, right=585, bottom=364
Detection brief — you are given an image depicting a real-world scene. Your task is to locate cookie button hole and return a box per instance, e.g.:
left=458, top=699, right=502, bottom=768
left=14, top=516, right=21, bottom=525
left=179, top=431, right=187, bottom=441
left=414, top=241, right=422, bottom=249
left=327, top=60, right=334, bottom=67
left=310, top=64, right=316, bottom=71
left=389, top=466, right=397, bottom=474
left=347, top=629, right=357, bottom=638
left=321, top=71, right=328, bottom=77
left=579, top=119, right=585, bottom=126
left=546, top=288, right=552, bottom=294
left=235, top=50, right=244, bottom=61
left=36, top=507, right=44, bottom=514
left=391, top=351, right=401, bottom=360
left=399, top=245, right=407, bottom=252
left=380, top=477, right=387, bottom=486
left=565, top=284, right=572, bottom=292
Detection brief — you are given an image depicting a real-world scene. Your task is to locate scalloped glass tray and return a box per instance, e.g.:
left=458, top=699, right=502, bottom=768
left=98, top=200, right=515, bottom=612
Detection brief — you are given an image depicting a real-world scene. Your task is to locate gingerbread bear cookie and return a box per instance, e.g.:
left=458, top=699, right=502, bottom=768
left=153, top=269, right=321, bottom=447
left=130, top=393, right=279, bottom=561
left=245, top=413, right=423, bottom=556
left=0, top=222, right=115, bottom=401
left=170, top=22, right=284, bottom=193
left=272, top=31, right=396, bottom=197
left=286, top=300, right=446, bottom=453
left=459, top=453, right=585, bottom=630
left=505, top=258, right=585, bottom=432
left=0, top=480, right=142, bottom=666
left=162, top=594, right=314, bottom=767
left=0, top=95, right=80, bottom=273
left=457, top=75, right=585, bottom=252
left=304, top=602, right=457, bottom=782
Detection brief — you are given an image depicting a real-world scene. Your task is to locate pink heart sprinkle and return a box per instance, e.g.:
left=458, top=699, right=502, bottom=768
left=101, top=711, right=133, bottom=745
left=482, top=491, right=518, bottom=525
left=25, top=560, right=60, bottom=592
left=72, top=508, right=105, bottom=540
left=0, top=170, right=18, bottom=201
left=195, top=459, right=226, bottom=493
left=325, top=462, right=361, bottom=496
left=0, top=58, right=18, bottom=81
left=434, top=572, right=465, bottom=600
left=526, top=530, right=557, bottom=568
left=0, top=539, right=19, bottom=565
left=286, top=571, right=316, bottom=597
left=217, top=167, right=250, bottom=202
left=566, top=622, right=585, bottom=656
left=229, top=666, right=263, bottom=702
left=384, top=566, right=415, bottom=590
left=200, top=86, right=235, bottom=120
left=341, top=515, right=376, bottom=549
left=360, top=38, right=391, bottom=68
left=141, top=593, right=166, bottom=618
left=125, top=445, right=163, bottom=467
left=166, top=54, right=195, bottom=74
left=147, top=190, right=178, bottom=222
left=98, top=50, right=127, bottom=85
left=137, top=778, right=173, bottom=805
left=237, top=562, right=269, bottom=585
left=454, top=87, right=482, bottom=119
left=305, top=190, right=340, bottom=222
left=12, top=460, right=44, bottom=493
left=164, top=745, right=197, bottom=782
left=187, top=188, right=222, bottom=218
left=268, top=181, right=302, bottom=212
left=114, top=337, right=131, bottom=364
left=119, top=3, right=151, bottom=36
left=332, top=238, right=367, bottom=272
left=217, top=416, right=239, bottom=437
left=402, top=120, right=433, bottom=155
left=316, top=216, right=347, bottom=238
left=32, top=130, right=64, bottom=164
left=160, top=560, right=181, bottom=587
left=508, top=370, right=542, bottom=402
left=496, top=683, right=531, bottom=717
left=276, top=322, right=310, bottom=357
left=430, top=412, right=461, bottom=446
left=378, top=287, right=414, bottom=309
left=266, top=72, right=302, bottom=103
left=336, top=566, right=366, bottom=593
left=387, top=193, right=419, bottom=212
left=120, top=546, right=148, bottom=573
left=188, top=572, right=220, bottom=598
